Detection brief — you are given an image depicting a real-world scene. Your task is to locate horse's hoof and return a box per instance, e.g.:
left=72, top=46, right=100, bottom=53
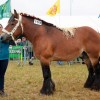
left=84, top=85, right=91, bottom=89
left=40, top=88, right=54, bottom=95
left=29, top=62, right=33, bottom=65
left=40, top=79, right=55, bottom=95
left=91, top=85, right=100, bottom=91
left=84, top=83, right=92, bottom=88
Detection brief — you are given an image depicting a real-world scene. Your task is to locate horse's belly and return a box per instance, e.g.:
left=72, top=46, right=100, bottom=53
left=52, top=47, right=82, bottom=61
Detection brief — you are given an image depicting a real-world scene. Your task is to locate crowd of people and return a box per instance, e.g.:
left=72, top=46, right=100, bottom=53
left=15, top=37, right=34, bottom=65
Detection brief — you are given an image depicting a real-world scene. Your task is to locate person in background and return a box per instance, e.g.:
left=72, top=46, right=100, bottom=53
left=21, top=37, right=29, bottom=61
left=0, top=24, right=9, bottom=96
left=57, top=61, right=63, bottom=65
left=22, top=37, right=34, bottom=65
left=21, top=37, right=28, bottom=46
left=16, top=38, right=23, bottom=46
left=27, top=40, right=34, bottom=65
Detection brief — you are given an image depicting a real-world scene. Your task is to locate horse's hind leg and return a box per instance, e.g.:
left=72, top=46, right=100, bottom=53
left=40, top=62, right=55, bottom=95
left=81, top=52, right=95, bottom=88
left=84, top=67, right=95, bottom=88
left=91, top=58, right=100, bottom=90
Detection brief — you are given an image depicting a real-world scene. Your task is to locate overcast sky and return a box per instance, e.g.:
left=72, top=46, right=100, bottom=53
left=0, top=0, right=100, bottom=31
left=0, top=0, right=100, bottom=16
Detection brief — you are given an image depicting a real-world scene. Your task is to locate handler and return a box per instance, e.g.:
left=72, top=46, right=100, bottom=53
left=0, top=24, right=9, bottom=96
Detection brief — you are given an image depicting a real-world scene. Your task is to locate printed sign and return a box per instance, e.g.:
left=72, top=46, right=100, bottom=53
left=34, top=19, right=42, bottom=25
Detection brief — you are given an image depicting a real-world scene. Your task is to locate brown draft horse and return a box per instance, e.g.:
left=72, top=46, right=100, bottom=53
left=1, top=10, right=100, bottom=95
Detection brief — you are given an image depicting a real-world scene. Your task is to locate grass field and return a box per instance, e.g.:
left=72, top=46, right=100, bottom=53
left=0, top=60, right=100, bottom=100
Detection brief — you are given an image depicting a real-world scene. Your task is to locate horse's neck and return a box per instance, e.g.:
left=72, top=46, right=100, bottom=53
left=23, top=22, right=44, bottom=44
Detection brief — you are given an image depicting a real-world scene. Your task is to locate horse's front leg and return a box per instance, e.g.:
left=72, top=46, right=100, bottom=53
left=40, top=63, right=55, bottom=95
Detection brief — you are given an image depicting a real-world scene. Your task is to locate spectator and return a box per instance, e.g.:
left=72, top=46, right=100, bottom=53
left=0, top=24, right=9, bottom=96
left=57, top=61, right=63, bottom=65
left=27, top=41, right=34, bottom=65
left=21, top=37, right=28, bottom=59
left=21, top=37, right=28, bottom=46
left=16, top=38, right=23, bottom=46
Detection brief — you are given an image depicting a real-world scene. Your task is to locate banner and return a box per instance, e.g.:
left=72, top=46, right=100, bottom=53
left=47, top=0, right=60, bottom=16
left=9, top=46, right=23, bottom=59
left=0, top=0, right=11, bottom=19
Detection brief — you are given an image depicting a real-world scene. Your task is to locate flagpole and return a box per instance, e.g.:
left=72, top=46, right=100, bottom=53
left=70, top=0, right=72, bottom=16
left=59, top=0, right=60, bottom=27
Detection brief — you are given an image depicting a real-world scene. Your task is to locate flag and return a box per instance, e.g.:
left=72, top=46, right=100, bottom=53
left=0, top=0, right=11, bottom=19
left=47, top=0, right=60, bottom=16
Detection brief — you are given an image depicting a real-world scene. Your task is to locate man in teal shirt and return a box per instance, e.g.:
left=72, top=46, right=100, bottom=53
left=0, top=24, right=9, bottom=96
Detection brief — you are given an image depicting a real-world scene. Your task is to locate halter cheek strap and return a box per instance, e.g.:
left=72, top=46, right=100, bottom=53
left=2, top=14, right=23, bottom=40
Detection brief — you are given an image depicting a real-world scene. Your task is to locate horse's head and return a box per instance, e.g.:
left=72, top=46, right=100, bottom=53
left=0, top=24, right=12, bottom=42
left=1, top=10, right=23, bottom=41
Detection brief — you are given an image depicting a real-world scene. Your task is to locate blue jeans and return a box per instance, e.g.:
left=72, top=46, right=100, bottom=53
left=57, top=61, right=63, bottom=65
left=0, top=59, right=8, bottom=90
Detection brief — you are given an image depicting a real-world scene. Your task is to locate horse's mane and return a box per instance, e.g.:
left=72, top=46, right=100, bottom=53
left=61, top=27, right=76, bottom=37
left=20, top=13, right=62, bottom=31
left=20, top=13, right=76, bottom=37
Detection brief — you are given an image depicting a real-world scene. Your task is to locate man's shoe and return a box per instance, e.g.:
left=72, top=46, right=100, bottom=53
left=29, top=61, right=33, bottom=65
left=0, top=90, right=7, bottom=97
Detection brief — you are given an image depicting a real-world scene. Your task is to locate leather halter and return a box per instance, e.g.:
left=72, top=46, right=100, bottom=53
left=2, top=14, right=23, bottom=40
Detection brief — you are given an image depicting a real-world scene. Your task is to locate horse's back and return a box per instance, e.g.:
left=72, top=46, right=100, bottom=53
left=76, top=26, right=100, bottom=43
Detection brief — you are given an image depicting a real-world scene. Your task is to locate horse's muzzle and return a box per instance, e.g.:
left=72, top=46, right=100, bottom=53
left=0, top=33, right=12, bottom=42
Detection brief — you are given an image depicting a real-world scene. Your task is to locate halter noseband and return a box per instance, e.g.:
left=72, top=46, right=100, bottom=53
left=2, top=14, right=23, bottom=40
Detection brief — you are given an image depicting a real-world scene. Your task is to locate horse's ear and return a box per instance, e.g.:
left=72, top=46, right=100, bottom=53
left=14, top=9, right=18, bottom=18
